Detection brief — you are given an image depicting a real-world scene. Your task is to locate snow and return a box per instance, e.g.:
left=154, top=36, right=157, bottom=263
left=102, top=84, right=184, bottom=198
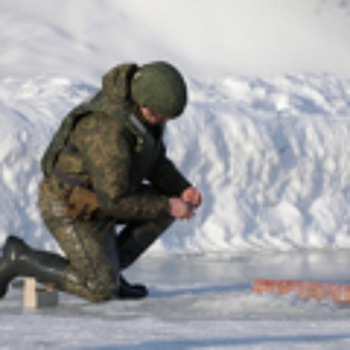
left=1, top=0, right=350, bottom=349
left=2, top=73, right=350, bottom=254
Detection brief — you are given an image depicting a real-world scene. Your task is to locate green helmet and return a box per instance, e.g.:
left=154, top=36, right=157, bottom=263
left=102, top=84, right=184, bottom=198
left=131, top=61, right=187, bottom=118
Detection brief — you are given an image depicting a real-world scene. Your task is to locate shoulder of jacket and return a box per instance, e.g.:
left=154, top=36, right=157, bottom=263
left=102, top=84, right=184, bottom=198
left=73, top=111, right=126, bottom=135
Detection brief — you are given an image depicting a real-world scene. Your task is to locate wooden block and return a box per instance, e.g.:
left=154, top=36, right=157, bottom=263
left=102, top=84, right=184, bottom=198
left=253, top=279, right=350, bottom=303
left=23, top=277, right=59, bottom=309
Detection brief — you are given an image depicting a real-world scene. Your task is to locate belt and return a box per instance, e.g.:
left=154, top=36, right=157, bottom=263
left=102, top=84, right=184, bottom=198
left=52, top=168, right=84, bottom=187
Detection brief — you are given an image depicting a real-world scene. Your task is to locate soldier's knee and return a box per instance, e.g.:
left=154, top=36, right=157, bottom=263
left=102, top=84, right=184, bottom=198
left=84, top=277, right=117, bottom=302
left=64, top=268, right=117, bottom=302
left=86, top=291, right=113, bottom=303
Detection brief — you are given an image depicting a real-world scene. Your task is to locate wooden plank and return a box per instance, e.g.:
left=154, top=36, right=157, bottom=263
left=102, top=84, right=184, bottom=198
left=23, top=277, right=37, bottom=309
left=23, top=277, right=59, bottom=309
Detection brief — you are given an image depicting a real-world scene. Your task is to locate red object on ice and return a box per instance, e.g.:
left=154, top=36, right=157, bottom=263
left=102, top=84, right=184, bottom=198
left=253, top=279, right=350, bottom=303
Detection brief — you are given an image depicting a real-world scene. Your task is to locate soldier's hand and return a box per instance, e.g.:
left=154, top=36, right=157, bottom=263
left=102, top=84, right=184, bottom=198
left=168, top=198, right=194, bottom=220
left=181, top=187, right=202, bottom=208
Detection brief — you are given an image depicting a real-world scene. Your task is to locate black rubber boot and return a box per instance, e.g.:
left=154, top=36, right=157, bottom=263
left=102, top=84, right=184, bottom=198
left=103, top=231, right=147, bottom=299
left=0, top=236, right=148, bottom=301
left=118, top=274, right=148, bottom=299
left=0, top=236, right=69, bottom=298
left=115, top=216, right=174, bottom=299
left=0, top=236, right=147, bottom=300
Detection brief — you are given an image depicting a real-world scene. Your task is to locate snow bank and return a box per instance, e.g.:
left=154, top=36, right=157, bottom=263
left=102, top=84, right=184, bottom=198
left=1, top=74, right=350, bottom=254
left=161, top=73, right=350, bottom=254
left=0, top=77, right=94, bottom=250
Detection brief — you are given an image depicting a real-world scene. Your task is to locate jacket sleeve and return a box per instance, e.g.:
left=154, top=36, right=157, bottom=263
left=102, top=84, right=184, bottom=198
left=148, top=142, right=192, bottom=196
left=76, top=114, right=169, bottom=220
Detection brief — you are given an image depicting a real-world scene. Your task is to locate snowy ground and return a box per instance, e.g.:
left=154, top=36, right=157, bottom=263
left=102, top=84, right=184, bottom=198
left=1, top=0, right=350, bottom=349
left=2, top=252, right=350, bottom=349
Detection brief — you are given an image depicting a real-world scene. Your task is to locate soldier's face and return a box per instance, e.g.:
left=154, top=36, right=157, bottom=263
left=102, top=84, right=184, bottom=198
left=140, top=107, right=170, bottom=124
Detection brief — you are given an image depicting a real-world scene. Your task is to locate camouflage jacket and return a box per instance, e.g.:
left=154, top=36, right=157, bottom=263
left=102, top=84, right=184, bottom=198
left=41, top=64, right=191, bottom=220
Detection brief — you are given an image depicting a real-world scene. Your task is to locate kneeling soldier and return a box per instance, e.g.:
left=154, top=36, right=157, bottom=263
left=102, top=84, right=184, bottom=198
left=0, top=61, right=202, bottom=302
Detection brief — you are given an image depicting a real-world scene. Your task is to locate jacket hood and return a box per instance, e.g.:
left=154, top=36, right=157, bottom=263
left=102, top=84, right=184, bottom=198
left=102, top=63, right=138, bottom=103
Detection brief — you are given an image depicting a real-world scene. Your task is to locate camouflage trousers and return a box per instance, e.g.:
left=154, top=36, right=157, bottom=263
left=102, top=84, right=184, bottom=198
left=38, top=180, right=174, bottom=301
left=38, top=183, right=119, bottom=301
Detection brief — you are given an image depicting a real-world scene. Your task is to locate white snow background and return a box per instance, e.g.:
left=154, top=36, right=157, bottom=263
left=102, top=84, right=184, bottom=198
left=1, top=0, right=350, bottom=349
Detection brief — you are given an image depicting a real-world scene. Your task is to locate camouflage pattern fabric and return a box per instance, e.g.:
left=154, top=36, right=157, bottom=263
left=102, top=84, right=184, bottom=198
left=41, top=64, right=191, bottom=220
left=38, top=181, right=118, bottom=302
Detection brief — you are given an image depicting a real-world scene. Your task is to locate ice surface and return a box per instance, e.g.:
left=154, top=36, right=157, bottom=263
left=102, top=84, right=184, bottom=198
left=2, top=253, right=350, bottom=349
